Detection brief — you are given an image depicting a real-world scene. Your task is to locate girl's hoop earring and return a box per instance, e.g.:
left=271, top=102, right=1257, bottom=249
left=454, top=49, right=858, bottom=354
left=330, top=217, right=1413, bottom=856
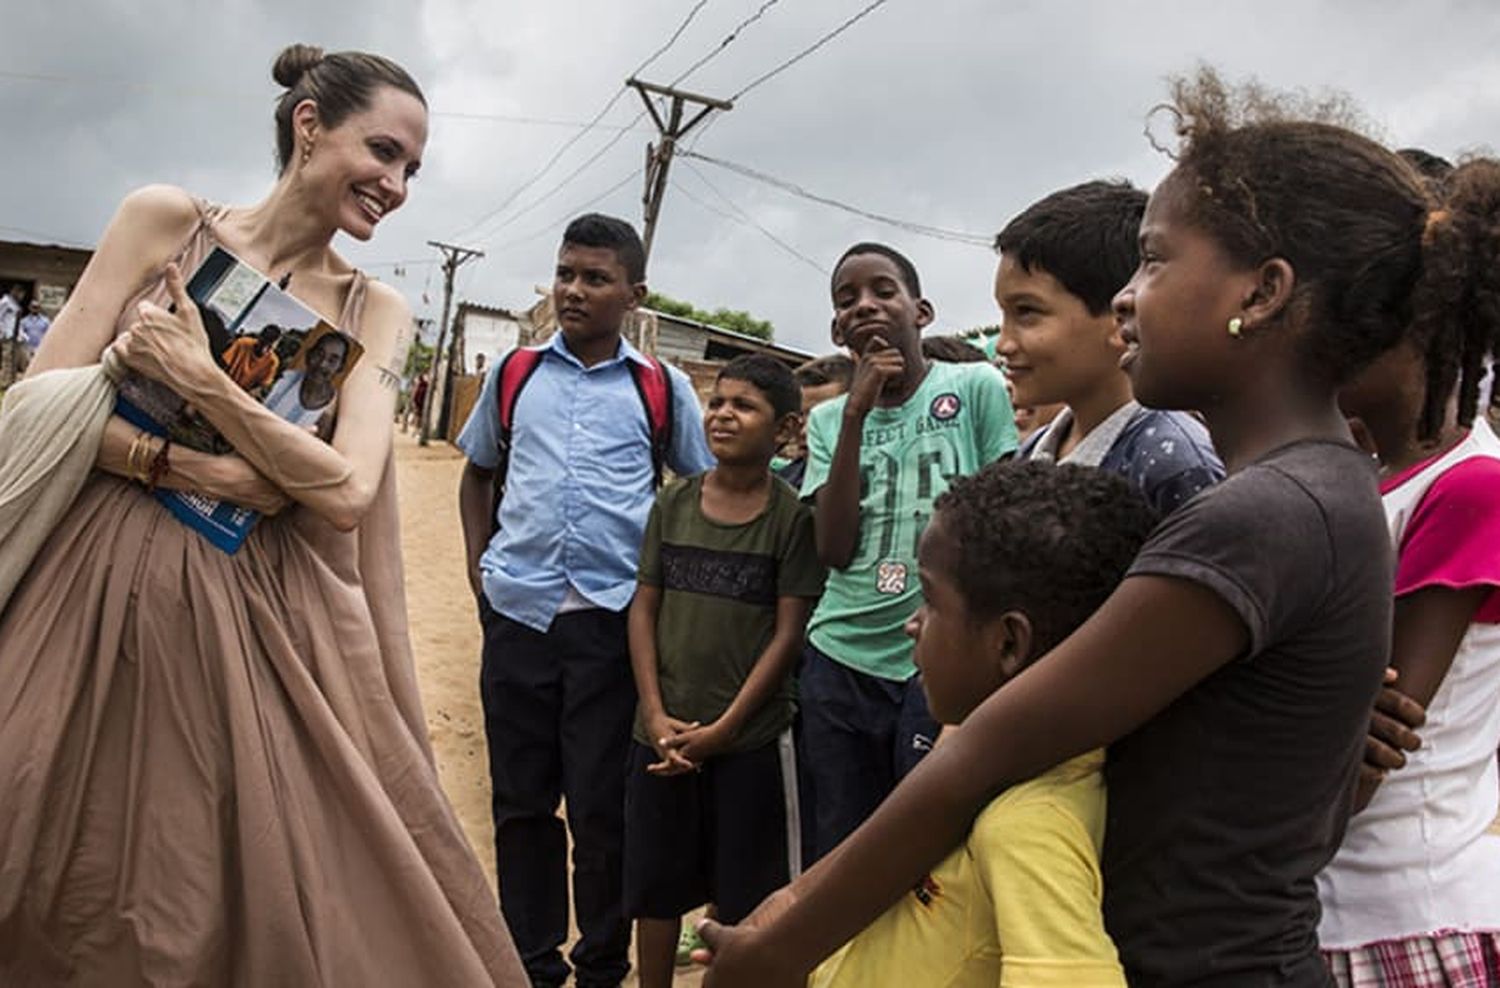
left=1228, top=316, right=1244, bottom=338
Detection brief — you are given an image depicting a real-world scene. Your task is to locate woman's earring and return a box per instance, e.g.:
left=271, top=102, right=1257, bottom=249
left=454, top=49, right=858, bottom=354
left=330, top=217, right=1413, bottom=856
left=300, top=140, right=314, bottom=168
left=1228, top=316, right=1244, bottom=338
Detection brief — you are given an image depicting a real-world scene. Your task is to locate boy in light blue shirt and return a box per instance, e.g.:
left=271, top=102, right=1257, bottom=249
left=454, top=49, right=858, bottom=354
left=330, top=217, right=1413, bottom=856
left=457, top=214, right=712, bottom=988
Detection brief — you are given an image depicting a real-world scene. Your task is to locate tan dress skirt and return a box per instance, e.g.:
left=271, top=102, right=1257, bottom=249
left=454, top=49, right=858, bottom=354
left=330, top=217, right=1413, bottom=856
left=0, top=205, right=527, bottom=986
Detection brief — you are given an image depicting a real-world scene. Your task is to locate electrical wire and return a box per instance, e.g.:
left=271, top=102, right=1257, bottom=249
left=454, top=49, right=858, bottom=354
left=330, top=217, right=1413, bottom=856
left=485, top=169, right=640, bottom=256
left=431, top=110, right=647, bottom=131
left=447, top=0, right=711, bottom=242
left=730, top=0, right=892, bottom=100
left=676, top=163, right=827, bottom=274
left=668, top=0, right=781, bottom=87
left=681, top=150, right=991, bottom=246
left=464, top=112, right=646, bottom=246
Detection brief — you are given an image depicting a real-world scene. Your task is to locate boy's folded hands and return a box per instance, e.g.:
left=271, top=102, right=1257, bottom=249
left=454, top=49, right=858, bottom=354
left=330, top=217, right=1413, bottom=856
left=645, top=713, right=702, bottom=776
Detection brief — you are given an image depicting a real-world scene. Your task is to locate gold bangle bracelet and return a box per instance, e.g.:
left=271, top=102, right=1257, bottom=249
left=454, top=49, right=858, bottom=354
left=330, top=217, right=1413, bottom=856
left=127, top=432, right=154, bottom=484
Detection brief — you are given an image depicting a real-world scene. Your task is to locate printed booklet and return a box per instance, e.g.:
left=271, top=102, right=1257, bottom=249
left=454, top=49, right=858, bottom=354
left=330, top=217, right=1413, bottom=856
left=115, top=246, right=363, bottom=553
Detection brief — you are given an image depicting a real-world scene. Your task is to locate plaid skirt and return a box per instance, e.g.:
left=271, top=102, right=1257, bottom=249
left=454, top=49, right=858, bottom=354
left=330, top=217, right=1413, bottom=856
left=1324, top=932, right=1500, bottom=987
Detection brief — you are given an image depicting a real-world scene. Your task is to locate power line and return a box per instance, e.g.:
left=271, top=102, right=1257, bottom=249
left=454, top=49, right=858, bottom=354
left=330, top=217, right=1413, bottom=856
left=669, top=0, right=782, bottom=87
left=732, top=0, right=893, bottom=100
left=684, top=0, right=890, bottom=155
left=465, top=111, right=646, bottom=246
left=432, top=110, right=648, bottom=131
left=448, top=1, right=712, bottom=242
left=682, top=150, right=991, bottom=246
left=676, top=163, right=827, bottom=274
left=486, top=169, right=640, bottom=257
left=0, top=69, right=649, bottom=134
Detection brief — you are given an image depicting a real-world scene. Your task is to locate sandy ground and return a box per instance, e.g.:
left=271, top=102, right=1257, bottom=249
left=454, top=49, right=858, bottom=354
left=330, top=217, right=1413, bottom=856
left=394, top=430, right=705, bottom=986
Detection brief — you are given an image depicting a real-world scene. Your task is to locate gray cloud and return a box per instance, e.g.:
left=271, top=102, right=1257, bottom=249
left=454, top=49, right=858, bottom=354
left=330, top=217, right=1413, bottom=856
left=6, top=0, right=1500, bottom=354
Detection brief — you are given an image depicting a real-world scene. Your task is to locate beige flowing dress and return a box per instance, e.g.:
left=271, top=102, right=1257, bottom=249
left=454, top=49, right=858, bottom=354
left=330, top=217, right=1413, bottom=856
left=0, top=203, right=527, bottom=987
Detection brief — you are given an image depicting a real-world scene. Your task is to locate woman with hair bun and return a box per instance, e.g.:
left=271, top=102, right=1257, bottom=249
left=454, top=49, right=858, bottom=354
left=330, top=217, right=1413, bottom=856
left=0, top=44, right=526, bottom=985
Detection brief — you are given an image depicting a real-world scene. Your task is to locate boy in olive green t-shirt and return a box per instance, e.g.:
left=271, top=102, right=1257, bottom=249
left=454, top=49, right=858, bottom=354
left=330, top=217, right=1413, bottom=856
left=800, top=243, right=1017, bottom=862
left=625, top=355, right=825, bottom=988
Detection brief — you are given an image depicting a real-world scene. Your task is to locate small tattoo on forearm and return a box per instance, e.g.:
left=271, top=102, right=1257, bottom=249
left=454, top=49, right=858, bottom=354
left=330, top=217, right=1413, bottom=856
left=377, top=365, right=402, bottom=390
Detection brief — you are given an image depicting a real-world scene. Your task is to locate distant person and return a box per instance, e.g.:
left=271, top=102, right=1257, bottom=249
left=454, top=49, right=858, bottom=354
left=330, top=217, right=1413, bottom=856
left=474, top=351, right=487, bottom=376
left=17, top=300, right=49, bottom=352
left=0, top=283, right=23, bottom=341
left=220, top=324, right=283, bottom=392
left=404, top=371, right=429, bottom=432
left=457, top=213, right=713, bottom=988
left=0, top=283, right=24, bottom=376
left=14, top=300, right=50, bottom=370
left=775, top=353, right=853, bottom=491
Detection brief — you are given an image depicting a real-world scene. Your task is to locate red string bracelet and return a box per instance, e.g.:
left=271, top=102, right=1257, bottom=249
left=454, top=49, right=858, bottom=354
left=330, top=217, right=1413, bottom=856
left=146, top=437, right=172, bottom=491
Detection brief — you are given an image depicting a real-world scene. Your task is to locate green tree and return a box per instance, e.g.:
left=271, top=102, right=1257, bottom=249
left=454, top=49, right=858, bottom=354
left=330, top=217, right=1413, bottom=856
left=644, top=291, right=774, bottom=341
left=404, top=336, right=434, bottom=379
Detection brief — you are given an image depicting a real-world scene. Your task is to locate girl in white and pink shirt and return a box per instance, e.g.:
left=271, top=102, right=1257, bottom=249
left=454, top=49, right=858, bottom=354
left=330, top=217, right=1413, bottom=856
left=1323, top=159, right=1500, bottom=987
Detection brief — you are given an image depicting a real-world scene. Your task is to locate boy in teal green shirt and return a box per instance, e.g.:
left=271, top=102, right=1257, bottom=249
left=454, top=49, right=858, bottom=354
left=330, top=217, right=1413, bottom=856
left=799, top=243, right=1017, bottom=861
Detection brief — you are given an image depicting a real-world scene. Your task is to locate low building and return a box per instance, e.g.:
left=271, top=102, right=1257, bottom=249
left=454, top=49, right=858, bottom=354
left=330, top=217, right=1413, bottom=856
left=449, top=290, right=814, bottom=421
left=0, top=239, right=92, bottom=315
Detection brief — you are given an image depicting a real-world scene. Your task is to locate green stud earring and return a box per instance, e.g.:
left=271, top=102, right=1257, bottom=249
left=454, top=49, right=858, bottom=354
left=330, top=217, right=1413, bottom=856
left=1228, top=316, right=1244, bottom=338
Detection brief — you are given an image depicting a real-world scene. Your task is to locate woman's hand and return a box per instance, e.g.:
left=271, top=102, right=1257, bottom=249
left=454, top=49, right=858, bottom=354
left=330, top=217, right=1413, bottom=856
left=113, top=263, right=219, bottom=394
left=174, top=448, right=291, bottom=515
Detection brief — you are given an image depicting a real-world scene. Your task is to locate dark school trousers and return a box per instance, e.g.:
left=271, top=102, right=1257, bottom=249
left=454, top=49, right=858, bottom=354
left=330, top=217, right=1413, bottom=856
left=479, top=601, right=635, bottom=988
left=797, top=641, right=939, bottom=864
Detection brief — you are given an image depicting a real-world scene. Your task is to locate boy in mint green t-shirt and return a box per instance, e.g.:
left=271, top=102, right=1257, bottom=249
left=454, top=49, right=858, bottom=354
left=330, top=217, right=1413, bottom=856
left=799, top=243, right=1017, bottom=862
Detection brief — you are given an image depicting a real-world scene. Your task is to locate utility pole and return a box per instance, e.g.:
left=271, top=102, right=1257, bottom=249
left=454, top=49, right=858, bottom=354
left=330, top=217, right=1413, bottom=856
left=628, top=78, right=732, bottom=269
left=421, top=240, right=484, bottom=446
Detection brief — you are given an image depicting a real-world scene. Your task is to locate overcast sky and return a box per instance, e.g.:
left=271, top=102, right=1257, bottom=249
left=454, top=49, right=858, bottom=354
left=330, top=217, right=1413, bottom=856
left=4, top=0, right=1499, bottom=356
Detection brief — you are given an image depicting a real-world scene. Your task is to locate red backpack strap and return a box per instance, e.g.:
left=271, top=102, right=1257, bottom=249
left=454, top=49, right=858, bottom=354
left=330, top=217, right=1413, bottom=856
left=492, top=346, right=547, bottom=506
left=628, top=356, right=674, bottom=485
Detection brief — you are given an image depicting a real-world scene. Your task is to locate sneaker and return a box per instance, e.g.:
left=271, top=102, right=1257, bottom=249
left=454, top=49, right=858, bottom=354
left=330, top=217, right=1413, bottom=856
left=675, top=920, right=706, bottom=967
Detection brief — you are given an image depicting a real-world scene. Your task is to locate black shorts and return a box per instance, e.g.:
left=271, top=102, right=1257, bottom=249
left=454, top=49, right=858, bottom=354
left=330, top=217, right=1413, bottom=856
left=622, top=731, right=801, bottom=924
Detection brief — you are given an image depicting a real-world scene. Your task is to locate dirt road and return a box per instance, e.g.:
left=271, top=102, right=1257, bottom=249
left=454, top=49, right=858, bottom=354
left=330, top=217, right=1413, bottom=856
left=395, top=430, right=705, bottom=986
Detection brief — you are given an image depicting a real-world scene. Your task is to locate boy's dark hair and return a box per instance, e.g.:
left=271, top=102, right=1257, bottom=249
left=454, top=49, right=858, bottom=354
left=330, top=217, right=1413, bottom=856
left=794, top=353, right=854, bottom=390
left=1397, top=147, right=1454, bottom=185
left=935, top=461, right=1157, bottom=658
left=718, top=354, right=802, bottom=419
left=562, top=213, right=647, bottom=283
left=994, top=180, right=1148, bottom=316
left=832, top=242, right=922, bottom=297
left=272, top=44, right=425, bottom=175
left=921, top=335, right=989, bottom=364
left=1160, top=67, right=1500, bottom=439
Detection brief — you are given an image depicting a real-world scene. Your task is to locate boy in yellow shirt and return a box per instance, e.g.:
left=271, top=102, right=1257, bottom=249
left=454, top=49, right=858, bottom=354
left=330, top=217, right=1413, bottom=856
left=810, top=460, right=1156, bottom=987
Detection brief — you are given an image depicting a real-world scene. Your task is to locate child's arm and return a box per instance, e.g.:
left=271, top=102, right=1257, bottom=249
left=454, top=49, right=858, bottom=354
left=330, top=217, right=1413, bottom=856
left=815, top=340, right=903, bottom=568
left=1355, top=459, right=1500, bottom=810
left=458, top=461, right=495, bottom=603
left=1352, top=586, right=1485, bottom=811
left=666, top=596, right=813, bottom=765
left=698, top=574, right=1248, bottom=987
left=628, top=582, right=698, bottom=775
